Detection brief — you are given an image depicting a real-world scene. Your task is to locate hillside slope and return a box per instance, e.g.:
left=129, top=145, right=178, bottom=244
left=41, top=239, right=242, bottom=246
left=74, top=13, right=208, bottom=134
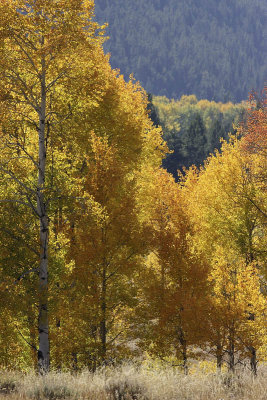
left=95, top=0, right=266, bottom=102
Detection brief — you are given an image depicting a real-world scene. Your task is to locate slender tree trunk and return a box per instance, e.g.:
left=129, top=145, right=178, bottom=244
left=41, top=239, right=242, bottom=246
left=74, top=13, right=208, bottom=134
left=228, top=327, right=235, bottom=373
left=37, top=54, right=50, bottom=374
left=182, top=342, right=188, bottom=375
left=249, top=346, right=257, bottom=376
left=88, top=325, right=97, bottom=371
left=72, top=352, right=78, bottom=372
left=246, top=243, right=257, bottom=377
left=178, top=327, right=188, bottom=375
left=161, top=263, right=165, bottom=302
left=216, top=343, right=223, bottom=371
left=100, top=263, right=107, bottom=363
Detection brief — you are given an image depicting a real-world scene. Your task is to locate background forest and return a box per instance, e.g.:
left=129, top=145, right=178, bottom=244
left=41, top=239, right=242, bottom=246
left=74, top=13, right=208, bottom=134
left=95, top=0, right=267, bottom=102
left=0, top=1, right=266, bottom=400
left=149, top=94, right=246, bottom=175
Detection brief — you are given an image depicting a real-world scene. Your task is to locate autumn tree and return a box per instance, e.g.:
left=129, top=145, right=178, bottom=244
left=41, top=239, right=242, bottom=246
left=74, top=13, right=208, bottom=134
left=240, top=87, right=267, bottom=222
left=182, top=136, right=267, bottom=373
left=0, top=0, right=106, bottom=372
left=48, top=74, right=167, bottom=368
left=136, top=167, right=209, bottom=373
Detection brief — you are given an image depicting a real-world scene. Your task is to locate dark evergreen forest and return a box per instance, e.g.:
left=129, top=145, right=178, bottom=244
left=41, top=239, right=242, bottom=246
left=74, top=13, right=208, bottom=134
left=95, top=0, right=266, bottom=102
left=149, top=94, right=246, bottom=176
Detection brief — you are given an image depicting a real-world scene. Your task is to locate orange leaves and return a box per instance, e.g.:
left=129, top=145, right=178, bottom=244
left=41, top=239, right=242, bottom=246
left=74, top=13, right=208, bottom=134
left=240, top=88, right=267, bottom=221
left=241, top=87, right=267, bottom=158
left=137, top=167, right=210, bottom=360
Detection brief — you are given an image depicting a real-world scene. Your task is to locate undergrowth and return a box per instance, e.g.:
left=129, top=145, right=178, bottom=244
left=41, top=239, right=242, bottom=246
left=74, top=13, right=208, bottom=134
left=0, top=362, right=266, bottom=400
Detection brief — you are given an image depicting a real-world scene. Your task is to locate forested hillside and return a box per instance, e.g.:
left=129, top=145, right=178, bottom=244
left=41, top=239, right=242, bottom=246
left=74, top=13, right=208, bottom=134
left=95, top=0, right=266, bottom=102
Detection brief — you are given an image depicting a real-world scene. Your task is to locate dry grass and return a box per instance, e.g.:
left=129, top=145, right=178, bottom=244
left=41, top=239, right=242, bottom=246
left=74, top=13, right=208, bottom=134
left=0, top=362, right=266, bottom=400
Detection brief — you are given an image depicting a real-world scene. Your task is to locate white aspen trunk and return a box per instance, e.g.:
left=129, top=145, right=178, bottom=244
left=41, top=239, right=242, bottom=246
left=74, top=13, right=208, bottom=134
left=100, top=258, right=107, bottom=364
left=37, top=54, right=50, bottom=373
left=228, top=326, right=235, bottom=373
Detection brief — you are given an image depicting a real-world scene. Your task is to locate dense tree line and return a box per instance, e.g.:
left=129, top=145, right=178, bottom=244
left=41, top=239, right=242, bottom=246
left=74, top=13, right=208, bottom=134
left=95, top=0, right=266, bottom=102
left=150, top=94, right=246, bottom=176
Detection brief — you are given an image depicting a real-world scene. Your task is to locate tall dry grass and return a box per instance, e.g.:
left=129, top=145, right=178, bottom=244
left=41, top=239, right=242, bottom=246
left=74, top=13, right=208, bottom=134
left=0, top=362, right=266, bottom=399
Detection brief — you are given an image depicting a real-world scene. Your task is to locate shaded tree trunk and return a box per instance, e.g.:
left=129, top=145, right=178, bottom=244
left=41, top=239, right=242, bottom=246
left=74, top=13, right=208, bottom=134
left=246, top=239, right=257, bottom=377
left=249, top=346, right=257, bottom=376
left=228, top=327, right=235, bottom=373
left=100, top=262, right=107, bottom=363
left=178, top=327, right=188, bottom=375
left=216, top=343, right=223, bottom=371
left=37, top=54, right=50, bottom=374
left=72, top=352, right=78, bottom=372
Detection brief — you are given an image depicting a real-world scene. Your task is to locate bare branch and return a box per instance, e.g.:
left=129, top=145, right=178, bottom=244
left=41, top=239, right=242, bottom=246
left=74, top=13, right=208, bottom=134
left=14, top=324, right=38, bottom=352
left=0, top=199, right=32, bottom=207
left=14, top=268, right=39, bottom=285
left=8, top=69, right=40, bottom=111
left=107, top=331, right=124, bottom=345
left=11, top=140, right=39, bottom=168
left=247, top=197, right=267, bottom=219
left=0, top=166, right=36, bottom=194
left=46, top=70, right=67, bottom=91
left=0, top=227, right=39, bottom=256
left=106, top=251, right=136, bottom=282
left=12, top=31, right=39, bottom=75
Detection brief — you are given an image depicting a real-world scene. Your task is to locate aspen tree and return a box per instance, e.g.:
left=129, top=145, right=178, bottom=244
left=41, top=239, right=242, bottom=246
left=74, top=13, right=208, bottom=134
left=0, top=0, right=105, bottom=372
left=182, top=136, right=267, bottom=373
left=50, top=83, right=167, bottom=368
left=136, top=167, right=209, bottom=373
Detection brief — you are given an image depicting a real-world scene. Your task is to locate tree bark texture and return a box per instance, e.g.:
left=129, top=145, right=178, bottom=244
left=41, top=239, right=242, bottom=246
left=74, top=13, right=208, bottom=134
left=228, top=327, right=235, bottom=373
left=216, top=343, right=223, bottom=371
left=37, top=55, right=50, bottom=374
left=100, top=263, right=107, bottom=363
left=249, top=346, right=257, bottom=376
left=178, top=327, right=188, bottom=375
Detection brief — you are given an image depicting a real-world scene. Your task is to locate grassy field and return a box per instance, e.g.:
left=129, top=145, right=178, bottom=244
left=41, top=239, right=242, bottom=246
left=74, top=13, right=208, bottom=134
left=0, top=363, right=266, bottom=399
